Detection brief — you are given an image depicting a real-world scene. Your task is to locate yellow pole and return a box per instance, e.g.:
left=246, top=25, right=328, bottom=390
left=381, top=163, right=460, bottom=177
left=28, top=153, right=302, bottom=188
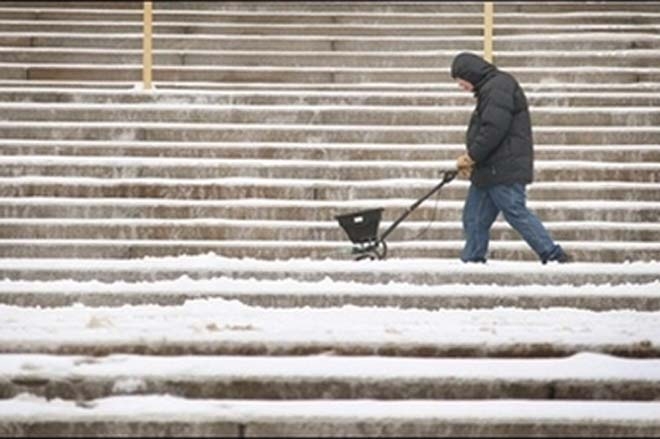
left=483, top=1, right=493, bottom=63
left=142, top=1, right=153, bottom=90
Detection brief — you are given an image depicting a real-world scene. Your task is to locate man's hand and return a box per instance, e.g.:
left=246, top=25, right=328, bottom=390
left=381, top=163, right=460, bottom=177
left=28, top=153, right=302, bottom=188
left=456, top=153, right=474, bottom=178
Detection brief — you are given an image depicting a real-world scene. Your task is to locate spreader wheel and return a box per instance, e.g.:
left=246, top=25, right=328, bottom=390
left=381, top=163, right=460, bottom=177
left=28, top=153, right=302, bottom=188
left=355, top=252, right=377, bottom=261
left=353, top=241, right=387, bottom=261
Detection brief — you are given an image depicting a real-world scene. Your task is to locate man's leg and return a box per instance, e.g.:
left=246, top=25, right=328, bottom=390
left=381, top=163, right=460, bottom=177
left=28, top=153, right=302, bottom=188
left=487, top=183, right=565, bottom=262
left=461, top=184, right=500, bottom=262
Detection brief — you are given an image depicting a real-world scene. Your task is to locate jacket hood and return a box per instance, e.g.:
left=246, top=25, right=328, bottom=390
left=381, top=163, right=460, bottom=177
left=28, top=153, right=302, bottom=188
left=450, top=52, right=496, bottom=89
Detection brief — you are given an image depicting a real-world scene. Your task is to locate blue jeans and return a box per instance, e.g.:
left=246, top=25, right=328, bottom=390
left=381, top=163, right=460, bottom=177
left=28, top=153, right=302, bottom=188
left=461, top=183, right=562, bottom=263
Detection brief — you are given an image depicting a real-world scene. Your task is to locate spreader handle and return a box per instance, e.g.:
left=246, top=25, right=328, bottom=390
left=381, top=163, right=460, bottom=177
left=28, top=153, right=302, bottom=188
left=378, top=169, right=457, bottom=243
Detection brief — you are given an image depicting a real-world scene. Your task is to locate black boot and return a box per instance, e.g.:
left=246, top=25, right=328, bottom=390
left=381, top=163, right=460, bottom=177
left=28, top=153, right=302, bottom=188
left=542, top=246, right=573, bottom=264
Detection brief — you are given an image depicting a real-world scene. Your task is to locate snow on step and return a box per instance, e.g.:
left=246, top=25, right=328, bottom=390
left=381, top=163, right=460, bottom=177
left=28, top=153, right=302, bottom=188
left=2, top=254, right=658, bottom=285
left=2, top=394, right=659, bottom=437
left=1, top=271, right=659, bottom=310
left=2, top=352, right=660, bottom=400
left=3, top=156, right=659, bottom=172
left=2, top=79, right=660, bottom=91
left=3, top=196, right=658, bottom=210
left=0, top=292, right=658, bottom=357
left=1, top=239, right=658, bottom=264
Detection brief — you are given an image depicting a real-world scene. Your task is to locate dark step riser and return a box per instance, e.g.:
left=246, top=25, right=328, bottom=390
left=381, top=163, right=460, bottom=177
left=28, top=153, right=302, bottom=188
left=2, top=225, right=659, bottom=242
left=3, top=184, right=659, bottom=201
left=0, top=245, right=657, bottom=263
left=0, top=127, right=658, bottom=144
left=2, top=419, right=658, bottom=439
left=3, top=93, right=660, bottom=107
left=2, top=378, right=658, bottom=401
left=3, top=36, right=660, bottom=51
left=2, top=52, right=660, bottom=68
left=2, top=145, right=659, bottom=163
left=3, top=165, right=658, bottom=182
left=3, top=205, right=657, bottom=222
left=7, top=66, right=659, bottom=84
left=2, top=291, right=659, bottom=311
left=2, top=108, right=659, bottom=126
left=3, top=266, right=656, bottom=286
left=0, top=339, right=657, bottom=357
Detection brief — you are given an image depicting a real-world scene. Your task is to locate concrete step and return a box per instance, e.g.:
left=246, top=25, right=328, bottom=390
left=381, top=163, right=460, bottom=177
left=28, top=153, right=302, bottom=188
left=4, top=34, right=660, bottom=52
left=3, top=178, right=658, bottom=201
left=2, top=353, right=659, bottom=400
left=3, top=198, right=657, bottom=222
left=3, top=49, right=660, bottom=69
left=2, top=141, right=660, bottom=164
left=1, top=122, right=659, bottom=144
left=0, top=21, right=660, bottom=37
left=1, top=103, right=659, bottom=127
left=4, top=88, right=660, bottom=107
left=0, top=16, right=640, bottom=31
left=0, top=8, right=658, bottom=24
left=2, top=255, right=658, bottom=285
left=3, top=1, right=657, bottom=13
left=0, top=293, right=658, bottom=356
left=1, top=79, right=658, bottom=94
left=3, top=396, right=659, bottom=438
left=8, top=65, right=660, bottom=84
left=0, top=2, right=483, bottom=13
left=2, top=274, right=659, bottom=310
left=2, top=157, right=658, bottom=182
left=1, top=239, right=659, bottom=262
left=0, top=2, right=140, bottom=10
left=2, top=219, right=659, bottom=243
left=0, top=10, right=140, bottom=23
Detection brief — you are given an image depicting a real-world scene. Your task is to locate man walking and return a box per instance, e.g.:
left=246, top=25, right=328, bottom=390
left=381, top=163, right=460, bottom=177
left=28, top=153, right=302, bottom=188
left=451, top=52, right=571, bottom=264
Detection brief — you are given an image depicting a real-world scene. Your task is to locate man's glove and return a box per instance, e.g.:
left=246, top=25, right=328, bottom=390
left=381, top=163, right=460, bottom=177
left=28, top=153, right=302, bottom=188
left=456, top=153, right=475, bottom=178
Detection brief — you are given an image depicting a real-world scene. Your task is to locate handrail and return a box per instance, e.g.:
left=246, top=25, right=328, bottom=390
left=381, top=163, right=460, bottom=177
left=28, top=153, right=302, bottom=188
left=484, top=1, right=494, bottom=63
left=142, top=1, right=153, bottom=90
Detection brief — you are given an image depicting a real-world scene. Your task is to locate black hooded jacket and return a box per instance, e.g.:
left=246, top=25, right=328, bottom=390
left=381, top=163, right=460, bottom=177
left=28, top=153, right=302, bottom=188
left=451, top=52, right=534, bottom=187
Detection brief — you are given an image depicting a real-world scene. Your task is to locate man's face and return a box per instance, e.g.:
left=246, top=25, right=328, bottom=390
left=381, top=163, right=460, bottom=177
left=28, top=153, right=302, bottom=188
left=456, top=78, right=474, bottom=92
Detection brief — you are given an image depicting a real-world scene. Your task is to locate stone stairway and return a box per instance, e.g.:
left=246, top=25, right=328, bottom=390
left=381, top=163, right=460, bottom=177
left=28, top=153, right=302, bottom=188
left=0, top=1, right=659, bottom=436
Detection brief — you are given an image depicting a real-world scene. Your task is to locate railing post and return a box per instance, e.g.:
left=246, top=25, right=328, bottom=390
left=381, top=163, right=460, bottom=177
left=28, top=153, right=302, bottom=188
left=142, top=1, right=153, bottom=90
left=483, top=1, right=493, bottom=63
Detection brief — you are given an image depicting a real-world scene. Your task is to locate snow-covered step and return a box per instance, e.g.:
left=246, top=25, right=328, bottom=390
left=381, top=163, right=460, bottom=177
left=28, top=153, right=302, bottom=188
left=9, top=22, right=659, bottom=38
left=2, top=353, right=659, bottom=401
left=2, top=156, right=658, bottom=182
left=3, top=1, right=657, bottom=13
left=1, top=274, right=658, bottom=311
left=1, top=122, right=658, bottom=144
left=3, top=219, right=659, bottom=243
left=2, top=103, right=660, bottom=126
left=3, top=49, right=660, bottom=69
left=4, top=88, right=660, bottom=107
left=3, top=395, right=659, bottom=438
left=0, top=9, right=660, bottom=26
left=0, top=2, right=480, bottom=13
left=2, top=79, right=659, bottom=93
left=501, top=2, right=660, bottom=13
left=0, top=8, right=658, bottom=23
left=4, top=34, right=660, bottom=52
left=1, top=239, right=658, bottom=262
left=3, top=197, right=658, bottom=222
left=2, top=140, right=658, bottom=164
left=2, top=256, right=658, bottom=286
left=9, top=64, right=660, bottom=84
left=0, top=295, right=658, bottom=356
left=4, top=178, right=658, bottom=201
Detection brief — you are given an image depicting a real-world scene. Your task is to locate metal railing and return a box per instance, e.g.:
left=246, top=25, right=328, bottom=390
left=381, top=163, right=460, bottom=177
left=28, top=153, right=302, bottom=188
left=140, top=1, right=494, bottom=90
